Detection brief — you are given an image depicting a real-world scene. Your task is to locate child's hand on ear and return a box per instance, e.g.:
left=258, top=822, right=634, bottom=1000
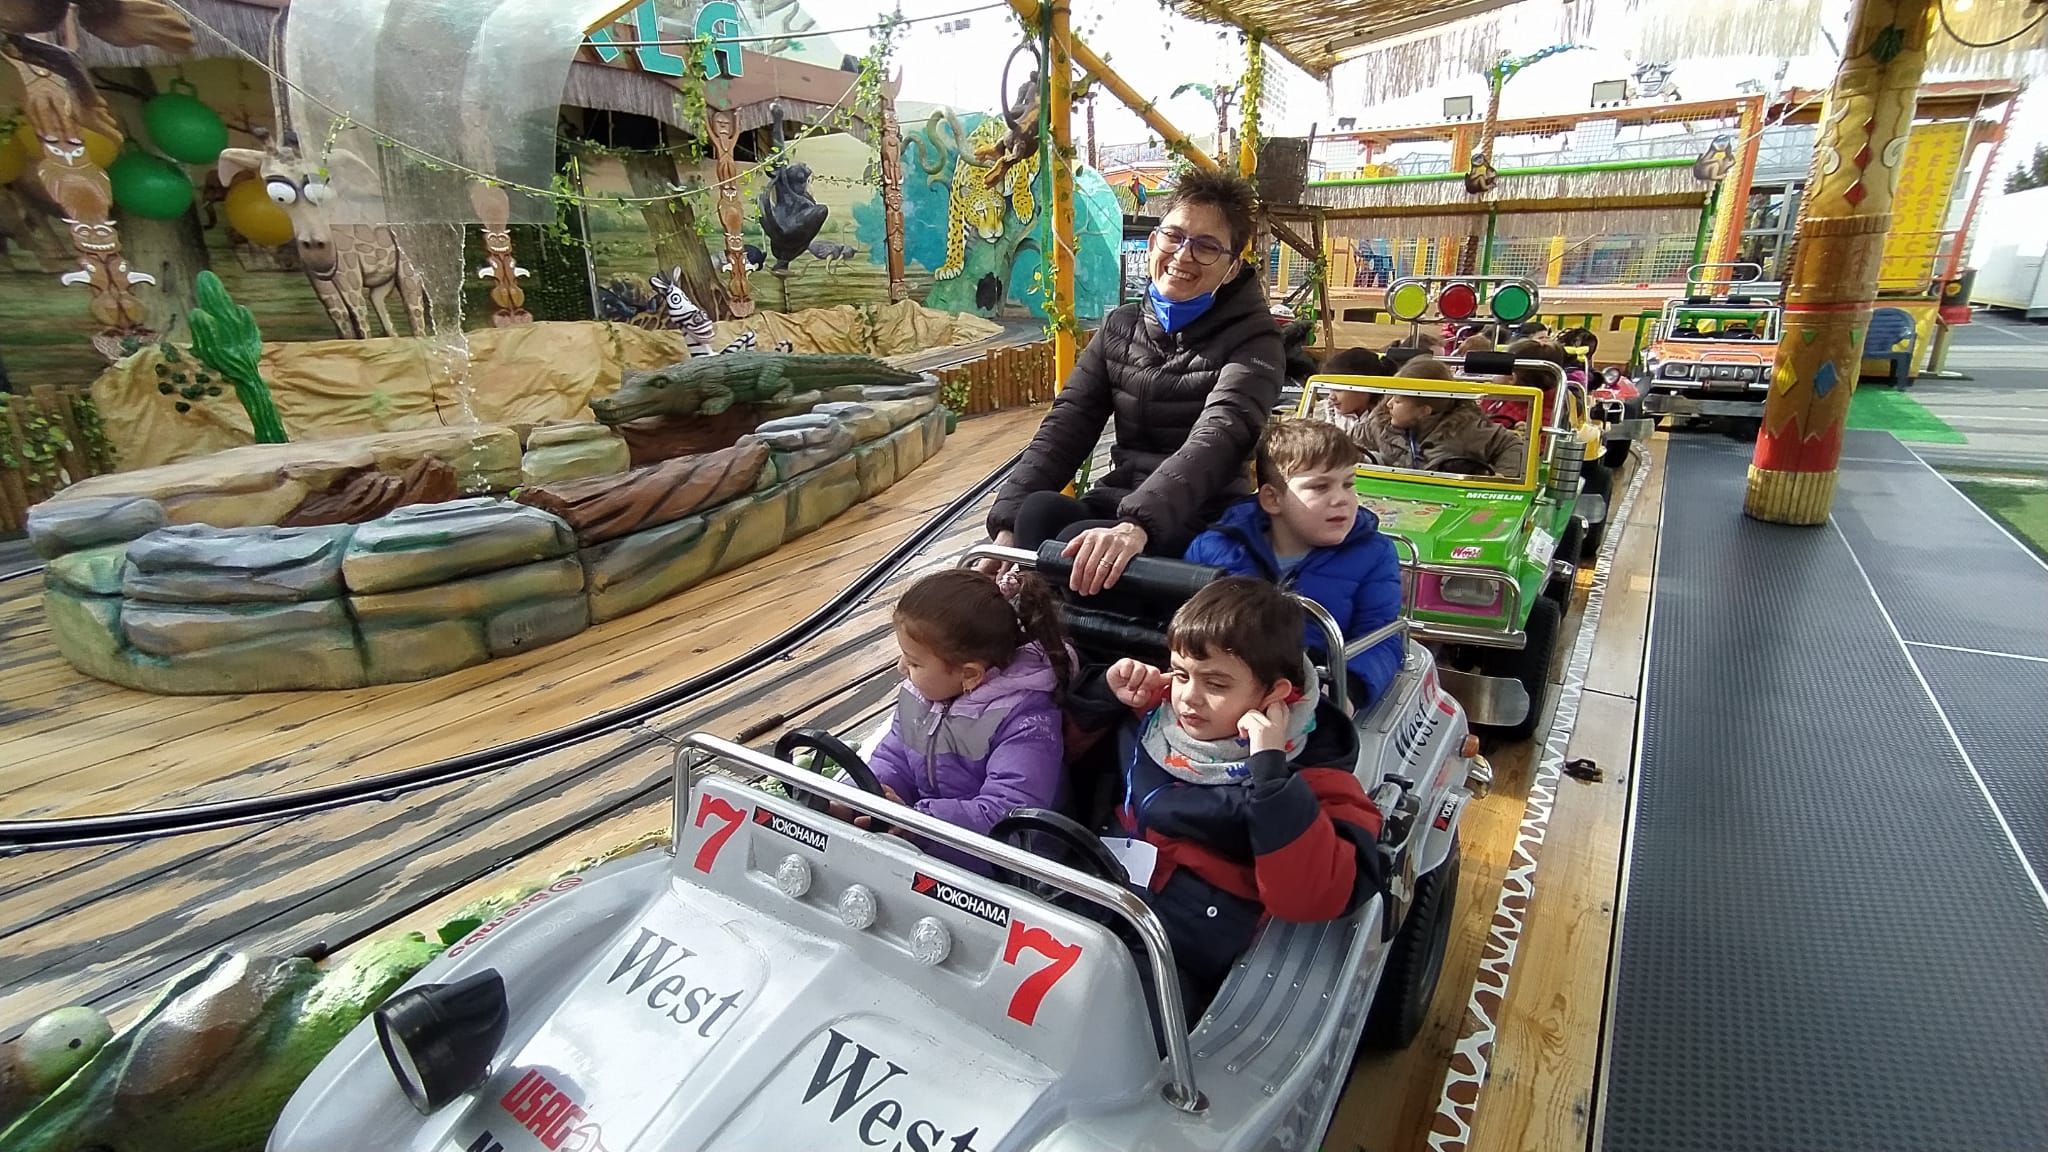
left=1238, top=698, right=1293, bottom=755
left=1107, top=659, right=1168, bottom=712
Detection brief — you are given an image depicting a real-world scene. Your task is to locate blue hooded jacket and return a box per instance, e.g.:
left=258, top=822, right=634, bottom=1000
left=1184, top=500, right=1405, bottom=705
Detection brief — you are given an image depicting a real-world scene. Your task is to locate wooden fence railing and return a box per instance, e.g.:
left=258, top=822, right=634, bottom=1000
left=1, top=386, right=115, bottom=536
left=934, top=329, right=1089, bottom=416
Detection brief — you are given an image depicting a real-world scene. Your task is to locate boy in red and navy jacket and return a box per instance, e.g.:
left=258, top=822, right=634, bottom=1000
left=1075, top=576, right=1385, bottom=1016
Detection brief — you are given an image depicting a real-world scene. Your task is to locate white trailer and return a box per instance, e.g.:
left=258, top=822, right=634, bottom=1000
left=1969, top=185, right=2048, bottom=317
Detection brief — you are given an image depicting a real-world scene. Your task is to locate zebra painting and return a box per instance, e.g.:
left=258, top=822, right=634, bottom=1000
left=716, top=332, right=799, bottom=355
left=645, top=267, right=716, bottom=356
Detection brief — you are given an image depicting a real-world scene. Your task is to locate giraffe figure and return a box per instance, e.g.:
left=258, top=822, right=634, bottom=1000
left=217, top=140, right=430, bottom=339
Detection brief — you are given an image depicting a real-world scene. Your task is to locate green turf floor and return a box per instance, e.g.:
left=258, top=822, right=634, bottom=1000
left=1950, top=480, right=2048, bottom=560
left=1846, top=385, right=1968, bottom=444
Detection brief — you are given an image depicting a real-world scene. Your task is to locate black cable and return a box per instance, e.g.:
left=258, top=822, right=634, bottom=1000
left=0, top=449, right=1021, bottom=852
left=1937, top=0, right=2048, bottom=48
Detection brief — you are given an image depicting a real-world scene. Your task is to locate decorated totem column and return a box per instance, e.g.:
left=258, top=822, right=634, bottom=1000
left=707, top=108, right=756, bottom=319
left=1746, top=0, right=1936, bottom=524
left=879, top=91, right=909, bottom=304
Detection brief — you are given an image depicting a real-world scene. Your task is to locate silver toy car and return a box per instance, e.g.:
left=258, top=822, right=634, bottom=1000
left=269, top=547, right=1486, bottom=1152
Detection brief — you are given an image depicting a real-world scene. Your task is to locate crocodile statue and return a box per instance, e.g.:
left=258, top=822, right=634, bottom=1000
left=0, top=934, right=443, bottom=1152
left=591, top=351, right=922, bottom=424
left=0, top=840, right=667, bottom=1152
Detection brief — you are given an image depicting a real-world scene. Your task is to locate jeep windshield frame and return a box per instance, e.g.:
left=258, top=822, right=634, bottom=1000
left=1294, top=374, right=1543, bottom=494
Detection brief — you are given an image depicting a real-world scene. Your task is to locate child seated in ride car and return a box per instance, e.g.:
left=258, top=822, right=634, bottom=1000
left=867, top=568, right=1073, bottom=871
left=1184, top=419, right=1405, bottom=706
left=1479, top=338, right=1572, bottom=430
left=1310, top=347, right=1387, bottom=448
left=1074, top=577, right=1384, bottom=1016
left=1357, top=358, right=1527, bottom=478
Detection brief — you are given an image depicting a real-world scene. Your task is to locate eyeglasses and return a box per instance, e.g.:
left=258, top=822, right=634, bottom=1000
left=1151, top=227, right=1234, bottom=267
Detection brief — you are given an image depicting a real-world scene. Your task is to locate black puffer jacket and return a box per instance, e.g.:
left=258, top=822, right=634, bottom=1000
left=988, top=267, right=1283, bottom=554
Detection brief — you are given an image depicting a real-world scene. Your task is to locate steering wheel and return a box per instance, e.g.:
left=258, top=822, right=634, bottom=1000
left=989, top=808, right=1130, bottom=905
left=773, top=727, right=886, bottom=818
left=1434, top=456, right=1495, bottom=476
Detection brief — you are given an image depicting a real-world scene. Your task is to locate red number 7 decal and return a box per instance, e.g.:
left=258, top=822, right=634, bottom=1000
left=1001, top=920, right=1083, bottom=1025
left=691, top=795, right=746, bottom=873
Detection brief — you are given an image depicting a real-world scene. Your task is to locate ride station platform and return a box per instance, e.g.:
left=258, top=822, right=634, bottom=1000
left=1600, top=430, right=2048, bottom=1151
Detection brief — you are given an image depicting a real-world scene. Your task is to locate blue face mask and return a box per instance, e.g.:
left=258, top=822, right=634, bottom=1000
left=1149, top=282, right=1216, bottom=333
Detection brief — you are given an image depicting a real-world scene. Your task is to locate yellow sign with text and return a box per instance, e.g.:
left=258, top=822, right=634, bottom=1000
left=1879, top=120, right=1968, bottom=292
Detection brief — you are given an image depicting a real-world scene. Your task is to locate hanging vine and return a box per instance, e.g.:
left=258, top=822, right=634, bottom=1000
left=1238, top=32, right=1265, bottom=175
left=0, top=394, right=74, bottom=490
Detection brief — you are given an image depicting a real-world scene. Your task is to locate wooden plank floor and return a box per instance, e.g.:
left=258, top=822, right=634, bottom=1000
left=0, top=408, right=1040, bottom=820
left=0, top=412, right=1037, bottom=1034
left=1325, top=443, right=1662, bottom=1152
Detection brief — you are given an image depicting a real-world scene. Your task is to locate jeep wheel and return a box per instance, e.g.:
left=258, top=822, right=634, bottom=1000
left=1578, top=462, right=1612, bottom=560
left=1545, top=518, right=1584, bottom=605
left=1364, top=840, right=1461, bottom=1050
left=1489, top=594, right=1560, bottom=743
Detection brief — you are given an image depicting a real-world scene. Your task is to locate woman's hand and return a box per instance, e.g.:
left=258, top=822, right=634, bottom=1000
left=1238, top=698, right=1293, bottom=755
left=1106, top=658, right=1169, bottom=713
left=975, top=529, right=1018, bottom=575
left=1062, top=522, right=1148, bottom=594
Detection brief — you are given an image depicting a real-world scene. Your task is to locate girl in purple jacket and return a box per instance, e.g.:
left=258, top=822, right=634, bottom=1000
left=870, top=568, right=1072, bottom=864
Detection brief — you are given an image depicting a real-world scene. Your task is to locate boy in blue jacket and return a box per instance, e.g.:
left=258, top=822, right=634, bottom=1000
left=1184, top=418, right=1405, bottom=705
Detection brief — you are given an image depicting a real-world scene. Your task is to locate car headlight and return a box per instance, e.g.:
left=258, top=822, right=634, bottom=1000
left=1602, top=367, right=1622, bottom=386
left=1439, top=576, right=1503, bottom=609
left=1737, top=366, right=1762, bottom=383
left=1662, top=362, right=1692, bottom=380
left=1643, top=352, right=1662, bottom=374
left=375, top=969, right=509, bottom=1114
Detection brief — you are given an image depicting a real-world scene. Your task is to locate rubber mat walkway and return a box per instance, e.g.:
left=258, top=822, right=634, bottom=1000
left=1599, top=431, right=2048, bottom=1152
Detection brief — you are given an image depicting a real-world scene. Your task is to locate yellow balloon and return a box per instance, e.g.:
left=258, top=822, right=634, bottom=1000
left=224, top=176, right=296, bottom=246
left=82, top=129, right=121, bottom=170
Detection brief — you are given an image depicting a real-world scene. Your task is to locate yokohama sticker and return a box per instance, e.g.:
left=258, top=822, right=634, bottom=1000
left=754, top=806, right=829, bottom=852
left=911, top=873, right=1010, bottom=927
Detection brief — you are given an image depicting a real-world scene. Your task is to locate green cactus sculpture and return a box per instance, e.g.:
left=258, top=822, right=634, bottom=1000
left=188, top=271, right=288, bottom=444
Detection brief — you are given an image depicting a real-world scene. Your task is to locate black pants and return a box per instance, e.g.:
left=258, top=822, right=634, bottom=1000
left=1013, top=488, right=1127, bottom=552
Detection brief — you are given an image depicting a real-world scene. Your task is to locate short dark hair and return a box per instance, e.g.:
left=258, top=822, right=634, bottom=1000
left=1165, top=167, right=1259, bottom=253
left=1169, top=576, right=1304, bottom=689
left=1257, top=418, right=1357, bottom=488
left=1321, top=346, right=1386, bottom=377
left=1504, top=338, right=1571, bottom=392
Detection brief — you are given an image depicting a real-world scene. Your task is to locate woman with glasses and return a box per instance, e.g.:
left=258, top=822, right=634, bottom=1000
left=985, top=168, right=1283, bottom=595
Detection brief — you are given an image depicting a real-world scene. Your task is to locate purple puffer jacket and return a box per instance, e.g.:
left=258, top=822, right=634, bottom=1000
left=869, top=642, right=1068, bottom=870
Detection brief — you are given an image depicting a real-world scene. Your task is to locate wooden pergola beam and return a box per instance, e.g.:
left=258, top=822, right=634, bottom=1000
left=1008, top=0, right=1218, bottom=171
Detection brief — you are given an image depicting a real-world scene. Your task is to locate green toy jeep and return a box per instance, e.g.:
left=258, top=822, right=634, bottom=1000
left=1295, top=353, right=1593, bottom=740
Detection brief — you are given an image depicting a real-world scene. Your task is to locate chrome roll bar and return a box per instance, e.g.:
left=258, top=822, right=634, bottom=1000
left=959, top=543, right=1395, bottom=717
left=672, top=731, right=1208, bottom=1113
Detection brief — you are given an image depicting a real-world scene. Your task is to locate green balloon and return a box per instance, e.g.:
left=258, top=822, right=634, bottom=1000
left=108, top=150, right=194, bottom=220
left=142, top=89, right=228, bottom=165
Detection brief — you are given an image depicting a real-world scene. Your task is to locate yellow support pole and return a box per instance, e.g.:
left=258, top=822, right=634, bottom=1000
left=1048, top=0, right=1077, bottom=385
left=1746, top=0, right=1936, bottom=524
left=1008, top=0, right=1217, bottom=170
left=1545, top=234, right=1566, bottom=285
left=1239, top=34, right=1262, bottom=177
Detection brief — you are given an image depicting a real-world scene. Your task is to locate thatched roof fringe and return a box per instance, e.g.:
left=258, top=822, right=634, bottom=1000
left=68, top=0, right=276, bottom=67
left=1307, top=162, right=1708, bottom=210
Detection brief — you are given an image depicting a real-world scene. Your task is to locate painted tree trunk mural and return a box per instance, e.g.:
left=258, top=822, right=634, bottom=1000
left=621, top=150, right=730, bottom=320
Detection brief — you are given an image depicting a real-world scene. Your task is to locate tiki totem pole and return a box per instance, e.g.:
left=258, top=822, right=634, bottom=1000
left=469, top=182, right=532, bottom=325
left=878, top=90, right=908, bottom=303
left=706, top=107, right=755, bottom=318
left=2, top=0, right=194, bottom=357
left=1746, top=0, right=1936, bottom=524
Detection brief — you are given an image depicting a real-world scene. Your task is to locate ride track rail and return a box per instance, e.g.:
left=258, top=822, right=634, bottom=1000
left=0, top=447, right=1025, bottom=854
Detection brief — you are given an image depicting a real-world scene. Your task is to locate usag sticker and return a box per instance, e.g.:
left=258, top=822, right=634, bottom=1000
left=754, top=807, right=829, bottom=852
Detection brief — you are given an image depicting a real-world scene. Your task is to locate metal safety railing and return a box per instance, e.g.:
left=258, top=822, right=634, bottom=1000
left=671, top=731, right=1209, bottom=1113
